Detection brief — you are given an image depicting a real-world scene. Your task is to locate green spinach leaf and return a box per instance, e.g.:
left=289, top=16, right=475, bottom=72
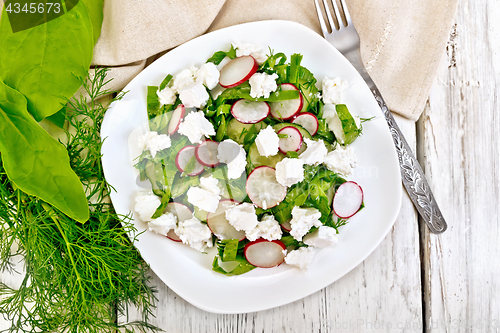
left=0, top=0, right=104, bottom=121
left=0, top=80, right=89, bottom=222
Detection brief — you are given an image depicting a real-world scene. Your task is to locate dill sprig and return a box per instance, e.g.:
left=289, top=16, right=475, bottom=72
left=0, top=68, right=160, bottom=333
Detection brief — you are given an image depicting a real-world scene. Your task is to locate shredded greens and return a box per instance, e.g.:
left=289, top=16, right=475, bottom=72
left=0, top=68, right=159, bottom=333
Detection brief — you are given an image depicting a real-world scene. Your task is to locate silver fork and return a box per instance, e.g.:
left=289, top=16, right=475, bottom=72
left=314, top=0, right=447, bottom=234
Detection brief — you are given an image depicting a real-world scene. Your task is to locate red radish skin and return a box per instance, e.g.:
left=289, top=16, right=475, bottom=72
left=166, top=230, right=182, bottom=242
left=164, top=202, right=193, bottom=242
left=277, top=126, right=303, bottom=154
left=270, top=83, right=303, bottom=120
left=195, top=140, right=220, bottom=167
left=292, top=112, right=319, bottom=136
left=246, top=166, right=287, bottom=209
left=175, top=145, right=204, bottom=176
left=244, top=239, right=287, bottom=268
left=168, top=104, right=185, bottom=135
left=219, top=56, right=258, bottom=88
left=332, top=181, right=364, bottom=218
left=280, top=220, right=292, bottom=232
left=231, top=99, right=270, bottom=124
left=207, top=199, right=246, bottom=241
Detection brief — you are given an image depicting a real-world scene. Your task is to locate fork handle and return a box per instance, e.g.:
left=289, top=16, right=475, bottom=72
left=369, top=84, right=447, bottom=234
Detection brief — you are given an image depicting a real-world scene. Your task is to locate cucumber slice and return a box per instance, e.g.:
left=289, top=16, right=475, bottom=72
left=193, top=206, right=209, bottom=222
left=298, top=79, right=319, bottom=113
left=323, top=104, right=361, bottom=145
left=226, top=118, right=265, bottom=144
left=144, top=160, right=166, bottom=196
left=248, top=142, right=285, bottom=168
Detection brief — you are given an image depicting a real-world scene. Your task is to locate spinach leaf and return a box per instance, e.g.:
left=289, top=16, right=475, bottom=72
left=147, top=86, right=161, bottom=115
left=0, top=0, right=103, bottom=121
left=206, top=44, right=236, bottom=65
left=0, top=80, right=89, bottom=222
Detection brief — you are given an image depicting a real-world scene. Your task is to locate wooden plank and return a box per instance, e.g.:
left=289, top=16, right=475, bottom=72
left=119, top=117, right=422, bottom=332
left=418, top=0, right=500, bottom=330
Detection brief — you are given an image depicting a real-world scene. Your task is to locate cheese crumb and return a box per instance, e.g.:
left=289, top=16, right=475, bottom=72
left=249, top=73, right=278, bottom=98
left=255, top=125, right=279, bottom=157
left=138, top=131, right=171, bottom=158
left=178, top=111, right=215, bottom=144
left=275, top=157, right=305, bottom=187
left=134, top=192, right=161, bottom=222
left=298, top=138, right=328, bottom=166
left=148, top=212, right=177, bottom=236
left=289, top=206, right=323, bottom=241
left=217, top=139, right=247, bottom=179
left=322, top=77, right=347, bottom=104
left=246, top=215, right=283, bottom=241
left=175, top=217, right=213, bottom=252
left=225, top=202, right=259, bottom=232
left=323, top=146, right=356, bottom=176
left=285, top=247, right=315, bottom=270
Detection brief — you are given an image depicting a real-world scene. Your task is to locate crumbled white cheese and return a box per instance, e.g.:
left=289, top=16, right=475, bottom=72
left=249, top=73, right=278, bottom=98
left=289, top=206, right=323, bottom=241
left=234, top=42, right=268, bottom=63
left=275, top=157, right=305, bottom=187
left=323, top=146, right=357, bottom=176
left=134, top=191, right=161, bottom=222
left=298, top=138, right=328, bottom=166
left=199, top=175, right=221, bottom=196
left=196, top=62, right=220, bottom=90
left=246, top=215, right=283, bottom=241
left=138, top=131, right=171, bottom=158
left=285, top=247, right=315, bottom=270
left=178, top=82, right=210, bottom=108
left=186, top=186, right=220, bottom=213
left=217, top=139, right=247, bottom=179
left=148, top=211, right=177, bottom=236
left=171, top=66, right=197, bottom=92
left=225, top=202, right=259, bottom=232
left=255, top=125, right=279, bottom=157
left=156, top=86, right=176, bottom=105
left=322, top=77, right=347, bottom=104
left=303, top=226, right=338, bottom=248
left=174, top=216, right=213, bottom=252
left=177, top=111, right=215, bottom=144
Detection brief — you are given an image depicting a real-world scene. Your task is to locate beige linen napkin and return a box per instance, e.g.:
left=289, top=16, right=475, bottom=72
left=92, top=0, right=458, bottom=120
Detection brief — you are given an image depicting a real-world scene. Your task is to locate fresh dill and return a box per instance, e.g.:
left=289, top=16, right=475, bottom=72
left=0, top=68, right=160, bottom=333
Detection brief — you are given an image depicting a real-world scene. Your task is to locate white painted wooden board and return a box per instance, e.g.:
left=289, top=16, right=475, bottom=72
left=117, top=117, right=422, bottom=333
left=418, top=0, right=500, bottom=331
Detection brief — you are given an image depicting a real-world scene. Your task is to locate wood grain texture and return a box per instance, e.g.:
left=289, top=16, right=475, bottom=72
left=417, top=0, right=500, bottom=331
left=118, top=118, right=422, bottom=333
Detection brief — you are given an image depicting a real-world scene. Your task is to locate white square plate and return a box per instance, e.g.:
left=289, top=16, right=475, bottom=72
left=101, top=20, right=402, bottom=314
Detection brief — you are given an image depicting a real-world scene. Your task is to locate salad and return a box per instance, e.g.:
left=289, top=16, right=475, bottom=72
left=133, top=43, right=365, bottom=275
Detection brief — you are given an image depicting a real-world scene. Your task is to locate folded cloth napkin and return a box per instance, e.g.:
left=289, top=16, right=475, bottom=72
left=92, top=0, right=458, bottom=120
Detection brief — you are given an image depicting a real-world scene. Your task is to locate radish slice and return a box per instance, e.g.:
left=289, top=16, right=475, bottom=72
left=175, top=145, right=204, bottom=176
left=332, top=181, right=364, bottom=218
left=246, top=166, right=287, bottom=209
left=292, top=112, right=319, bottom=136
left=207, top=199, right=246, bottom=241
left=231, top=99, right=270, bottom=124
left=164, top=202, right=193, bottom=242
left=195, top=140, right=220, bottom=167
left=168, top=104, right=185, bottom=135
left=244, top=239, right=286, bottom=268
left=281, top=220, right=292, bottom=232
left=219, top=56, right=258, bottom=88
left=269, top=83, right=303, bottom=120
left=277, top=126, right=303, bottom=154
